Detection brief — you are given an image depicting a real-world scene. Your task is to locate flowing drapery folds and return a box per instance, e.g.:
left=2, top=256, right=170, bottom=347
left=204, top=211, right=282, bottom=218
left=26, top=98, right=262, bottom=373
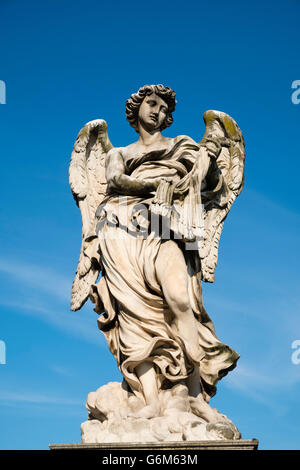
left=92, top=136, right=239, bottom=402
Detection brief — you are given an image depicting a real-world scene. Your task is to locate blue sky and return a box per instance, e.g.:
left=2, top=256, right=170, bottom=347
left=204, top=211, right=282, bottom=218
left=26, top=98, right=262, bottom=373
left=0, top=0, right=299, bottom=450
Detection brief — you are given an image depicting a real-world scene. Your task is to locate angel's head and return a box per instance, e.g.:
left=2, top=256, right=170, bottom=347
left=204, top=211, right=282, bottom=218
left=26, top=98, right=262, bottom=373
left=125, top=84, right=177, bottom=133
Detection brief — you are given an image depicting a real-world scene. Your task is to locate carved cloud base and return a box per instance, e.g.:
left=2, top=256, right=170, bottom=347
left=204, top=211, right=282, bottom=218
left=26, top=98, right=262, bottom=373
left=82, top=382, right=241, bottom=444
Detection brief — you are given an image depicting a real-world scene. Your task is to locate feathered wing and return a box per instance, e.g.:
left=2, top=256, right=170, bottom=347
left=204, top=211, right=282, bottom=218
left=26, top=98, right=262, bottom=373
left=69, top=119, right=113, bottom=311
left=198, top=110, right=245, bottom=282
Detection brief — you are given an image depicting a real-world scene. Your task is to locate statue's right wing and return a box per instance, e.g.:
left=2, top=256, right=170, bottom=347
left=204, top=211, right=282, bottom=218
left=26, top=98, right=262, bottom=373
left=69, top=120, right=113, bottom=311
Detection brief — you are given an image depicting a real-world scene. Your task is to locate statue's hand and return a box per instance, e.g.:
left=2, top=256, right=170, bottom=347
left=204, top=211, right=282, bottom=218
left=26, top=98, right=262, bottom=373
left=160, top=177, right=173, bottom=183
left=149, top=176, right=173, bottom=189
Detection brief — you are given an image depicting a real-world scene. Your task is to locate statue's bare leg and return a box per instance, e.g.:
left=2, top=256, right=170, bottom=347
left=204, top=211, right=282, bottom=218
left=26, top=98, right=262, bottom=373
left=155, top=240, right=201, bottom=362
left=155, top=240, right=223, bottom=424
left=133, top=362, right=161, bottom=418
left=187, top=367, right=224, bottom=423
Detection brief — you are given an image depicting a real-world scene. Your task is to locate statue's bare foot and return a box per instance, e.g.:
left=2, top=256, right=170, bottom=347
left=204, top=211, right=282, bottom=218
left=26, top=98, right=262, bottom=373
left=129, top=402, right=160, bottom=419
left=190, top=394, right=225, bottom=424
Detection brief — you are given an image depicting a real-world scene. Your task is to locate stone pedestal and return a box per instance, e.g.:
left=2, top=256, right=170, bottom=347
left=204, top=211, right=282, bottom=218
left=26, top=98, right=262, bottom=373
left=50, top=439, right=258, bottom=451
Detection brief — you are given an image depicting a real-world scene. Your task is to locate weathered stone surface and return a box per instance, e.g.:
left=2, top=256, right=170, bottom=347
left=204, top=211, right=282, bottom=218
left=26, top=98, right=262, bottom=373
left=68, top=84, right=246, bottom=440
left=81, top=382, right=241, bottom=444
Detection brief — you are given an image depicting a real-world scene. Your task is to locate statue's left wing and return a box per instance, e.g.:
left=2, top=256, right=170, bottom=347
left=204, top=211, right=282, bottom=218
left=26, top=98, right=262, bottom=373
left=69, top=120, right=113, bottom=311
left=198, top=110, right=245, bottom=282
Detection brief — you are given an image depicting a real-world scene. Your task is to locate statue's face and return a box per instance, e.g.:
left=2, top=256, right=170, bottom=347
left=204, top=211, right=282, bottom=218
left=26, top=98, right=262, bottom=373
left=138, top=93, right=168, bottom=131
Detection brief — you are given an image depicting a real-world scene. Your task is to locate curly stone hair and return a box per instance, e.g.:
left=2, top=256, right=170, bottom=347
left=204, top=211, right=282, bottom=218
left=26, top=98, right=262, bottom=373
left=125, top=84, right=177, bottom=132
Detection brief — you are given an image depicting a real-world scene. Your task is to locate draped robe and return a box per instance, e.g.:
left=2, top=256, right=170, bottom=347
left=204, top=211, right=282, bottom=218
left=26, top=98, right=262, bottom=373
left=92, top=136, right=239, bottom=403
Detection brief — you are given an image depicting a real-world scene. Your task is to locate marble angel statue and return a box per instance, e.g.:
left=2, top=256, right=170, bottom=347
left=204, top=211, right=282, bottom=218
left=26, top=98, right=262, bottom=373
left=69, top=84, right=245, bottom=431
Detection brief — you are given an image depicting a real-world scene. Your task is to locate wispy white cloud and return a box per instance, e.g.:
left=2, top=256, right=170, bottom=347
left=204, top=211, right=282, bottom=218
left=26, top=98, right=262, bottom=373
left=0, top=258, right=105, bottom=346
left=0, top=259, right=71, bottom=302
left=0, top=299, right=104, bottom=347
left=49, top=365, right=76, bottom=378
left=224, top=362, right=300, bottom=415
left=0, top=390, right=81, bottom=406
left=245, top=188, right=300, bottom=220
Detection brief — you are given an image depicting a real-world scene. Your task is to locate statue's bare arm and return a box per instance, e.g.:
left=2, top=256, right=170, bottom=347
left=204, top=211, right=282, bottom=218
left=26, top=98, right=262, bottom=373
left=106, top=147, right=160, bottom=195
